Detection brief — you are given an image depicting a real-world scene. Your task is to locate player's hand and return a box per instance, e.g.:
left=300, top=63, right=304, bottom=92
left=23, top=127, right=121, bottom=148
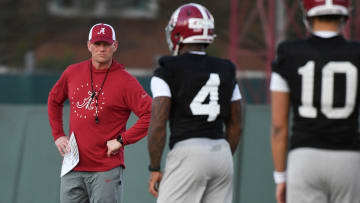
left=276, top=182, right=286, bottom=203
left=55, top=136, right=70, bottom=157
left=148, top=171, right=162, bottom=197
left=106, top=139, right=122, bottom=157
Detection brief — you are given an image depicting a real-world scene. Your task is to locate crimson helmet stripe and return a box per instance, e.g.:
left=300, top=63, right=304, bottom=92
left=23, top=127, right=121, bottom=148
left=304, top=0, right=349, bottom=9
left=303, top=1, right=321, bottom=10
left=190, top=3, right=209, bottom=19
left=331, top=0, right=349, bottom=7
left=191, top=3, right=209, bottom=36
left=303, top=0, right=349, bottom=17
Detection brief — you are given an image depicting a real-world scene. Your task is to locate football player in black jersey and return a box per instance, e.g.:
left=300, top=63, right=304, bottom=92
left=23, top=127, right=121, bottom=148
left=147, top=3, right=243, bottom=203
left=271, top=0, right=360, bottom=203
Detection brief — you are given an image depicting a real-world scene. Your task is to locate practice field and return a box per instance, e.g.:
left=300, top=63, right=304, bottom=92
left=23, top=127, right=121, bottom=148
left=0, top=104, right=275, bottom=203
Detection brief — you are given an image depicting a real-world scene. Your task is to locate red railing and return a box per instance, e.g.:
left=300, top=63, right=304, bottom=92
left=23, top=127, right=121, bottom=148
left=229, top=0, right=360, bottom=103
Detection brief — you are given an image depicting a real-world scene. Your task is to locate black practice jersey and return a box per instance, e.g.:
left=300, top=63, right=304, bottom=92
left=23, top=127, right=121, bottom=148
left=153, top=53, right=237, bottom=149
left=272, top=35, right=360, bottom=150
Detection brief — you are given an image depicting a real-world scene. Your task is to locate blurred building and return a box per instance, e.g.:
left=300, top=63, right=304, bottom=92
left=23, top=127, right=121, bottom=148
left=0, top=0, right=359, bottom=75
left=0, top=0, right=232, bottom=73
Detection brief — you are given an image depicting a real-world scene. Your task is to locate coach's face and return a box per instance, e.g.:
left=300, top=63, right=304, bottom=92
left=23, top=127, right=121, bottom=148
left=87, top=41, right=118, bottom=64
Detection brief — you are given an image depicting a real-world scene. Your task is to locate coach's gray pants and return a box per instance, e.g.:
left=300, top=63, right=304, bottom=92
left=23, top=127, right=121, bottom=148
left=157, top=138, right=234, bottom=203
left=287, top=148, right=360, bottom=203
left=60, top=166, right=123, bottom=203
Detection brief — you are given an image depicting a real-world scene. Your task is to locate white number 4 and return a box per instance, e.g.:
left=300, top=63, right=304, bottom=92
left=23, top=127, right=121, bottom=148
left=190, top=73, right=220, bottom=122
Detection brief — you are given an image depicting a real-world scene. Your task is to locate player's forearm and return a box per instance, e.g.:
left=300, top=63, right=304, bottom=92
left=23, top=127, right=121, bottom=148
left=271, top=125, right=288, bottom=171
left=271, top=91, right=290, bottom=172
left=225, top=100, right=243, bottom=154
left=148, top=116, right=167, bottom=168
left=147, top=96, right=171, bottom=168
left=148, top=127, right=166, bottom=168
left=226, top=125, right=242, bottom=154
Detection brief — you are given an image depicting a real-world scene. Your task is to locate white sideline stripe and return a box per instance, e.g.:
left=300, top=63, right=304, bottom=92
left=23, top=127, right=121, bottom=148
left=127, top=68, right=267, bottom=79
left=236, top=70, right=266, bottom=79
left=0, top=66, right=267, bottom=79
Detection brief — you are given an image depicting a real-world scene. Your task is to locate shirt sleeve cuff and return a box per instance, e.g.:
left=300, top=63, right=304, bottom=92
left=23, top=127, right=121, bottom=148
left=231, top=84, right=242, bottom=101
left=270, top=72, right=290, bottom=92
left=151, top=76, right=172, bottom=98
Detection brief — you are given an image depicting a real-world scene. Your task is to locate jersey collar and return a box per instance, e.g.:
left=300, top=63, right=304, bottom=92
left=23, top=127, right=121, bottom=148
left=313, top=31, right=339, bottom=39
left=188, top=51, right=207, bottom=55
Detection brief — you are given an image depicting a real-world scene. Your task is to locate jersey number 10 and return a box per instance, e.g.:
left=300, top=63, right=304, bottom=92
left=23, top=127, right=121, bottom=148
left=298, top=61, right=358, bottom=119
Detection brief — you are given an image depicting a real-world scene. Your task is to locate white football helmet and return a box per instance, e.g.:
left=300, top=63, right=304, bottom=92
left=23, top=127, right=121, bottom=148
left=165, top=3, right=215, bottom=55
left=301, top=0, right=350, bottom=31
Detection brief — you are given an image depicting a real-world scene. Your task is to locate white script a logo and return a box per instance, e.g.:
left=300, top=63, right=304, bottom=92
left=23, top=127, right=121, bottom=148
left=71, top=84, right=107, bottom=120
left=76, top=91, right=96, bottom=110
left=97, top=28, right=105, bottom=35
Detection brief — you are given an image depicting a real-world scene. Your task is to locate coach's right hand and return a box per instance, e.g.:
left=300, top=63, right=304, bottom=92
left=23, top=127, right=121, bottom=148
left=149, top=171, right=162, bottom=197
left=55, top=136, right=70, bottom=157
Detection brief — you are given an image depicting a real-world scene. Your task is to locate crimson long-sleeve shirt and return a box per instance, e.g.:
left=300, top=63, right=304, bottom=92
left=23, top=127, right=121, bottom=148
left=48, top=59, right=152, bottom=171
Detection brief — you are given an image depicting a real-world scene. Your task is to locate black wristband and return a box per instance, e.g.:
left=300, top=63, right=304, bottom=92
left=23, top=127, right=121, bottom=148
left=148, top=165, right=161, bottom=172
left=116, top=134, right=124, bottom=145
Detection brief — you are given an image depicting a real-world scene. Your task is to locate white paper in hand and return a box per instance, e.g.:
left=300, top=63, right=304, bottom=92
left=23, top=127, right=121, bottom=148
left=60, top=132, right=79, bottom=177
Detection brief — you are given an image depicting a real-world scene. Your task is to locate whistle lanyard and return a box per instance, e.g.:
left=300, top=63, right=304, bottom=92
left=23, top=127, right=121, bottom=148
left=89, top=62, right=111, bottom=124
